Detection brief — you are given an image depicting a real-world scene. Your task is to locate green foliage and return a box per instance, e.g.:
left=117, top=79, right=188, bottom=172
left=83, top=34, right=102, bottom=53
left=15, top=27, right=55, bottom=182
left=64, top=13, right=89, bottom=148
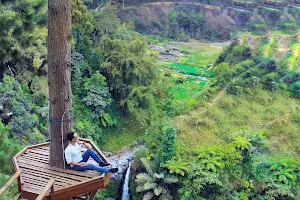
left=100, top=36, right=158, bottom=121
left=134, top=148, right=155, bottom=164
left=168, top=8, right=205, bottom=40
left=134, top=16, right=149, bottom=33
left=135, top=157, right=178, bottom=200
left=160, top=127, right=177, bottom=164
left=252, top=157, right=299, bottom=199
left=82, top=71, right=112, bottom=117
left=289, top=81, right=300, bottom=98
left=0, top=75, right=44, bottom=144
left=91, top=8, right=121, bottom=44
left=178, top=162, right=223, bottom=199
left=0, top=173, right=19, bottom=200
left=198, top=150, right=224, bottom=173
left=232, top=136, right=252, bottom=151
left=0, top=121, right=22, bottom=174
left=214, top=40, right=300, bottom=97
left=0, top=0, right=47, bottom=78
left=164, top=157, right=189, bottom=176
left=216, top=42, right=252, bottom=65
left=72, top=0, right=93, bottom=54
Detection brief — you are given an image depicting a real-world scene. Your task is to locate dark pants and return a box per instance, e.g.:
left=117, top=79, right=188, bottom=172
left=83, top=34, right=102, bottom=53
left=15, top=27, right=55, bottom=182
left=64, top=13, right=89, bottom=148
left=72, top=148, right=110, bottom=173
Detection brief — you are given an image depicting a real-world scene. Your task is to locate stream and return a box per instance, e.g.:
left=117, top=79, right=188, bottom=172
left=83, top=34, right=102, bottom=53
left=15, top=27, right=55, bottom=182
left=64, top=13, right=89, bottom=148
left=121, top=163, right=131, bottom=200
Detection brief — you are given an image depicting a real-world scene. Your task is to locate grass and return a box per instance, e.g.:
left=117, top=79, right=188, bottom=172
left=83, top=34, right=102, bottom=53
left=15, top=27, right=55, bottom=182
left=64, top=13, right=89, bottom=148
left=100, top=115, right=148, bottom=152
left=172, top=41, right=226, bottom=67
left=170, top=63, right=201, bottom=75
left=174, top=88, right=300, bottom=157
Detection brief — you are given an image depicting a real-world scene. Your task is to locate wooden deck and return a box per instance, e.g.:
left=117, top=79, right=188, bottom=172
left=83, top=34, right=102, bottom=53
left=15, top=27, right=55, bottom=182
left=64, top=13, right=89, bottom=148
left=13, top=139, right=112, bottom=200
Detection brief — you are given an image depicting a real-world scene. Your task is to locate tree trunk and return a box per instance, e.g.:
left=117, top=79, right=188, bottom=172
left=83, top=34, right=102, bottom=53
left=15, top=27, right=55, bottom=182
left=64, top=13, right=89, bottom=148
left=48, top=0, right=72, bottom=168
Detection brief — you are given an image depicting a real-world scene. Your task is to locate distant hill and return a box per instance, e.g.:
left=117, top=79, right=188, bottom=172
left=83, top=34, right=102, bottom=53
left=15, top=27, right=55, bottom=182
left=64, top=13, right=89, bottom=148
left=114, top=0, right=300, bottom=40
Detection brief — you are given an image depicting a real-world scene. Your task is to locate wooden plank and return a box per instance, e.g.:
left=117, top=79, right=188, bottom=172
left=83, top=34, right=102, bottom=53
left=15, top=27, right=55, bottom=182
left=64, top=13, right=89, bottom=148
left=22, top=152, right=49, bottom=159
left=36, top=179, right=55, bottom=200
left=21, top=155, right=49, bottom=163
left=19, top=165, right=85, bottom=182
left=12, top=157, right=23, bottom=193
left=21, top=189, right=40, bottom=200
left=21, top=159, right=99, bottom=179
left=24, top=182, right=47, bottom=191
left=18, top=158, right=98, bottom=178
left=20, top=167, right=78, bottom=184
left=29, top=148, right=50, bottom=154
left=22, top=174, right=67, bottom=188
left=22, top=173, right=70, bottom=187
left=23, top=180, right=57, bottom=193
left=27, top=149, right=49, bottom=156
left=55, top=176, right=104, bottom=200
left=19, top=156, right=49, bottom=164
left=0, top=170, right=22, bottom=196
left=26, top=142, right=49, bottom=150
left=20, top=168, right=78, bottom=185
left=21, top=154, right=49, bottom=161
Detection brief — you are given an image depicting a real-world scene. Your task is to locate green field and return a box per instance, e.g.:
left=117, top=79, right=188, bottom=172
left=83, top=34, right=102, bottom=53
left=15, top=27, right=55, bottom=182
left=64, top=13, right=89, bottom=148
left=153, top=41, right=228, bottom=112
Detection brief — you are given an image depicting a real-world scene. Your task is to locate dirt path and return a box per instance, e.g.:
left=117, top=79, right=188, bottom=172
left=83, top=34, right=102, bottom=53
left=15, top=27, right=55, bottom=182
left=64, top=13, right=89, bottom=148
left=209, top=87, right=226, bottom=106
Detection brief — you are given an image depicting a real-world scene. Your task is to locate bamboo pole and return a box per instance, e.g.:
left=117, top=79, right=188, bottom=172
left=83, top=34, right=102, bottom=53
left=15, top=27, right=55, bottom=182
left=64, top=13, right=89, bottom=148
left=35, top=179, right=55, bottom=200
left=0, top=170, right=22, bottom=197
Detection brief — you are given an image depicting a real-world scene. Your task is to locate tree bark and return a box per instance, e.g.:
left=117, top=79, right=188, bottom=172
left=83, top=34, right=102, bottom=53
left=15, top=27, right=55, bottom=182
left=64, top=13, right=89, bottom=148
left=48, top=0, right=72, bottom=168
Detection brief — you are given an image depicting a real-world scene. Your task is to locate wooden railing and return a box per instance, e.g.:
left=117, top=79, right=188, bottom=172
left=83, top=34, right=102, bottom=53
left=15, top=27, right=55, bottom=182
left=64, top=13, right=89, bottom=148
left=35, top=179, right=55, bottom=200
left=0, top=170, right=22, bottom=197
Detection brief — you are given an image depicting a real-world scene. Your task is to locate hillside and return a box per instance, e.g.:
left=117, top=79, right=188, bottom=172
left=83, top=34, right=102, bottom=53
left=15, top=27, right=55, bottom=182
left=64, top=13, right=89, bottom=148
left=116, top=1, right=300, bottom=40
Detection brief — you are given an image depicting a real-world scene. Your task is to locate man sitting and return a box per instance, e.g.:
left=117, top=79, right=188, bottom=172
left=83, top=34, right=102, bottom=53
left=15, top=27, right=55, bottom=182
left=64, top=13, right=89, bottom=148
left=65, top=132, right=118, bottom=173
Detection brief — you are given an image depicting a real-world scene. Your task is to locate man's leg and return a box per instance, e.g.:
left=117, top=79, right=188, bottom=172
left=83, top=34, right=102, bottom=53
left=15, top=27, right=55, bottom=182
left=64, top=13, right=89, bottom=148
left=73, top=164, right=110, bottom=173
left=81, top=148, right=103, bottom=163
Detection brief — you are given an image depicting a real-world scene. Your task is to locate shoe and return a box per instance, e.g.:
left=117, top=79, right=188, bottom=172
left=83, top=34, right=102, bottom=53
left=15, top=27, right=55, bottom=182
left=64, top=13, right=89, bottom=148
left=99, top=162, right=110, bottom=167
left=110, top=168, right=118, bottom=173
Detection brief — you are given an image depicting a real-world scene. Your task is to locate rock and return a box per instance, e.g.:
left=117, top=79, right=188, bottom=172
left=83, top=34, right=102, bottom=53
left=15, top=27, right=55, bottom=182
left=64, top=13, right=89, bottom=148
left=104, top=152, right=113, bottom=157
left=106, top=197, right=115, bottom=200
left=137, top=138, right=144, bottom=144
left=133, top=141, right=138, bottom=145
left=106, top=146, right=143, bottom=181
left=149, top=45, right=165, bottom=51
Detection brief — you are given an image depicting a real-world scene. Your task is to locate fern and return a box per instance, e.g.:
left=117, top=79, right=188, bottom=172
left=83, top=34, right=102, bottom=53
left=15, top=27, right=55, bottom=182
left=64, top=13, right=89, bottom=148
left=141, top=157, right=154, bottom=175
left=164, top=175, right=179, bottom=184
left=164, top=157, right=189, bottom=176
left=154, top=185, right=163, bottom=196
left=136, top=185, right=146, bottom=193
left=232, top=136, right=252, bottom=151
left=154, top=173, right=164, bottom=179
left=136, top=173, right=152, bottom=183
left=143, top=191, right=154, bottom=200
left=136, top=157, right=178, bottom=199
left=143, top=182, right=157, bottom=190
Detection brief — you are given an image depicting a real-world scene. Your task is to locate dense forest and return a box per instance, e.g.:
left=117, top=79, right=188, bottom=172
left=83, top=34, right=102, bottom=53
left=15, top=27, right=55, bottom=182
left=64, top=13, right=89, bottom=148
left=0, top=0, right=299, bottom=199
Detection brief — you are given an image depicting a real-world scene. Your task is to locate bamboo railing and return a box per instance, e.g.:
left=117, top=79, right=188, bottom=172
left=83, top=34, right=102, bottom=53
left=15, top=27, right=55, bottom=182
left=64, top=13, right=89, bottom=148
left=0, top=170, right=22, bottom=197
left=35, top=179, right=55, bottom=200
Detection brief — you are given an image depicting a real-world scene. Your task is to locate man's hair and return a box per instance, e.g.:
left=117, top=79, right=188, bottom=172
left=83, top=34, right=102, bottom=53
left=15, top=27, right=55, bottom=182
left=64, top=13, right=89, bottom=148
left=67, top=132, right=75, bottom=141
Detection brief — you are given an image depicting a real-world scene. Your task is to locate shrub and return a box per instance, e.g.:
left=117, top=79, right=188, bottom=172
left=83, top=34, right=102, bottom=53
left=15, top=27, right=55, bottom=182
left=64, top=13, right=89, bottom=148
left=160, top=127, right=177, bottom=164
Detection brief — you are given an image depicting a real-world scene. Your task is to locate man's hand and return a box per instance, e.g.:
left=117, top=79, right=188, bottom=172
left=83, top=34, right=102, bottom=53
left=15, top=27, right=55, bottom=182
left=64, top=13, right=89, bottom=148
left=80, top=162, right=88, bottom=167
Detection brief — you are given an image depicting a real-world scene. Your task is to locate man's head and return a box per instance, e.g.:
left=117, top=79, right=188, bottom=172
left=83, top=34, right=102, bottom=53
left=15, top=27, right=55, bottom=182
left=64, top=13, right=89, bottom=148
left=67, top=132, right=78, bottom=142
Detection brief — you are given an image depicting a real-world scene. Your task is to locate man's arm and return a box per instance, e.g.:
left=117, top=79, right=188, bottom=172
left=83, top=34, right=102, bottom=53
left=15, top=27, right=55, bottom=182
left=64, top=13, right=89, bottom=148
left=76, top=139, right=91, bottom=149
left=70, top=161, right=87, bottom=167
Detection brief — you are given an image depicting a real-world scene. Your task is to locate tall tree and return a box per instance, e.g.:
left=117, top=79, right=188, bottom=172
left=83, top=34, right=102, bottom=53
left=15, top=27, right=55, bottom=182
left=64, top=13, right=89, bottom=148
left=48, top=0, right=72, bottom=168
